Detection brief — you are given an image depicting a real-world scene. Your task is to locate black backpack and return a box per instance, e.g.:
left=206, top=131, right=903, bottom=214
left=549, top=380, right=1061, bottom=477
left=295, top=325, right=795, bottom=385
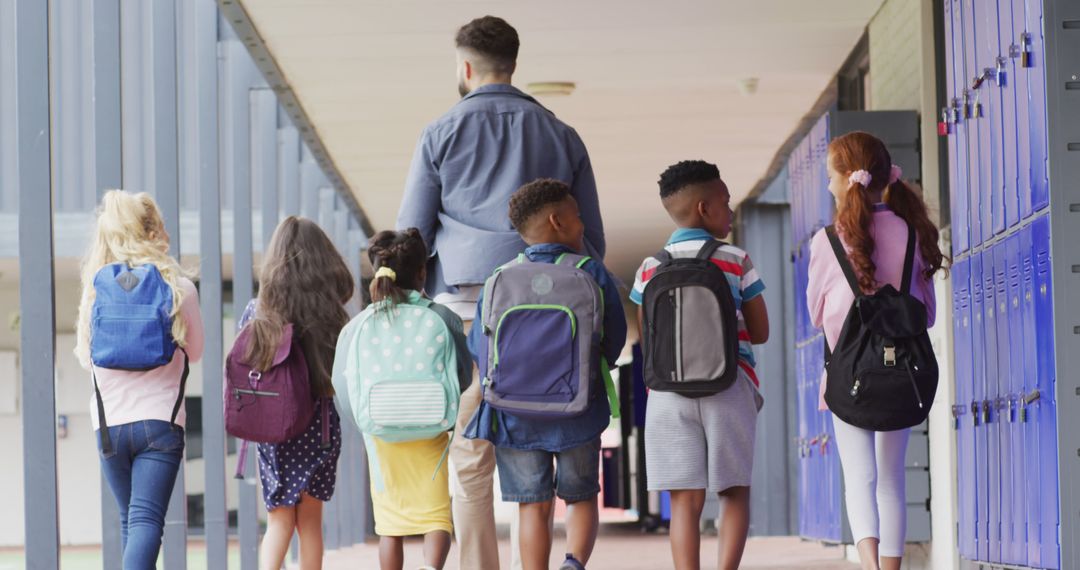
left=642, top=240, right=740, bottom=397
left=822, top=223, right=938, bottom=431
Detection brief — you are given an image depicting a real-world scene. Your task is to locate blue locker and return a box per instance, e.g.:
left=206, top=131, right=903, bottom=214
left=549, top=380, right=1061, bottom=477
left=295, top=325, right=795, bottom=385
left=976, top=1, right=1003, bottom=239
left=1025, top=0, right=1049, bottom=212
left=1012, top=0, right=1033, bottom=220
left=981, top=1, right=1006, bottom=236
left=1032, top=215, right=1059, bottom=568
left=1005, top=234, right=1027, bottom=566
left=948, top=0, right=971, bottom=253
left=970, top=252, right=988, bottom=560
left=961, top=0, right=985, bottom=247
left=998, top=1, right=1020, bottom=229
left=954, top=258, right=978, bottom=559
left=984, top=247, right=1001, bottom=564
left=1020, top=224, right=1042, bottom=567
left=993, top=242, right=1014, bottom=564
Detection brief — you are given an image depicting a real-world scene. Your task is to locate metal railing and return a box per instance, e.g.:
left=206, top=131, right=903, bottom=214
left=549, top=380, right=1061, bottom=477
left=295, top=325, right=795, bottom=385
left=3, top=0, right=376, bottom=567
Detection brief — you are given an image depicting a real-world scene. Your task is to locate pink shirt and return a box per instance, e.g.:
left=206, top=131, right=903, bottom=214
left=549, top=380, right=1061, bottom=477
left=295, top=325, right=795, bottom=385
left=89, top=278, right=205, bottom=429
left=807, top=209, right=937, bottom=411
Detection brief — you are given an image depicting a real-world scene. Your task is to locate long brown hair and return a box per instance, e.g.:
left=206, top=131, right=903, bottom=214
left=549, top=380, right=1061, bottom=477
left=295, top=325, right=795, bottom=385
left=830, top=131, right=949, bottom=293
left=367, top=228, right=428, bottom=309
left=245, top=217, right=354, bottom=397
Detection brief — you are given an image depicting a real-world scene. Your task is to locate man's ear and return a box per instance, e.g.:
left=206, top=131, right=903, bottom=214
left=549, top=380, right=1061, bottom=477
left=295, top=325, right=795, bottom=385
left=463, top=59, right=473, bottom=81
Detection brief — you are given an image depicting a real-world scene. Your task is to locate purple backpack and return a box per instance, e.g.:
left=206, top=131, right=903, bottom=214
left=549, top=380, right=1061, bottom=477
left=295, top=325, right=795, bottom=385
left=224, top=323, right=314, bottom=444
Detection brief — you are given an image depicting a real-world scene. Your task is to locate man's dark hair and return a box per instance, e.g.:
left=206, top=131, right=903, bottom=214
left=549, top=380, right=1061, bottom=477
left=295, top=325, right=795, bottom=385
left=658, top=160, right=722, bottom=198
left=509, top=179, right=570, bottom=231
left=455, top=16, right=519, bottom=75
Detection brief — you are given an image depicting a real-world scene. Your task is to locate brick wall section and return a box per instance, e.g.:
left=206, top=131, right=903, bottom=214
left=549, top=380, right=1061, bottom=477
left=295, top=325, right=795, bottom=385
left=868, top=0, right=944, bottom=228
left=869, top=0, right=924, bottom=111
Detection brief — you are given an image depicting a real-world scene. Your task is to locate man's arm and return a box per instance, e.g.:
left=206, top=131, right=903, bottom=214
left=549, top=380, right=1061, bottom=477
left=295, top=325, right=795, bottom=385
left=569, top=132, right=605, bottom=260
left=397, top=128, right=441, bottom=249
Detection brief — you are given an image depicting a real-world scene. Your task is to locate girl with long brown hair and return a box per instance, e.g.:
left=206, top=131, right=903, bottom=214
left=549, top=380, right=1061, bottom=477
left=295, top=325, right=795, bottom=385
left=806, top=132, right=947, bottom=570
left=237, top=216, right=354, bottom=570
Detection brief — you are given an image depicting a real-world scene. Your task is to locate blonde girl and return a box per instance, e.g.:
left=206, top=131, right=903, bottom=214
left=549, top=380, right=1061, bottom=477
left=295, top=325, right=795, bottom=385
left=75, top=190, right=204, bottom=569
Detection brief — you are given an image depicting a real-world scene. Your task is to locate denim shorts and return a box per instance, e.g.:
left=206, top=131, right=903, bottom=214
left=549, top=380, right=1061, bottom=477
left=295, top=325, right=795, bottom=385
left=494, top=437, right=601, bottom=504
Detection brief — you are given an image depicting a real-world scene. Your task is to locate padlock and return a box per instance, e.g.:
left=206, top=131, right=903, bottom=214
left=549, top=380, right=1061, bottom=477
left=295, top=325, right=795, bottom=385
left=971, top=401, right=980, bottom=427
left=963, top=90, right=973, bottom=119
left=982, top=399, right=992, bottom=424
left=972, top=100, right=984, bottom=119
left=995, top=57, right=1008, bottom=87
left=939, top=108, right=952, bottom=136
left=951, top=97, right=963, bottom=124
left=1021, top=32, right=1034, bottom=68
left=972, top=71, right=988, bottom=91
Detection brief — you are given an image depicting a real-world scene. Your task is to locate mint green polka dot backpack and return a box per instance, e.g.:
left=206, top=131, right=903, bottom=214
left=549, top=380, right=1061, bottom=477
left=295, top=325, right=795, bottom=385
left=341, top=292, right=461, bottom=443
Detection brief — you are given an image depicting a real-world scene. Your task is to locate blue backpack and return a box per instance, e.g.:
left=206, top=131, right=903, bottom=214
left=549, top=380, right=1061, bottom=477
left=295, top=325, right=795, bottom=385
left=90, top=263, right=189, bottom=453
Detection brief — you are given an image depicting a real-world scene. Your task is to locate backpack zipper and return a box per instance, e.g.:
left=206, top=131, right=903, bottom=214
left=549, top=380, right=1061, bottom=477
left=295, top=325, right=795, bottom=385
left=234, top=388, right=279, bottom=398
left=850, top=378, right=861, bottom=399
left=906, top=365, right=924, bottom=409
left=671, top=289, right=683, bottom=383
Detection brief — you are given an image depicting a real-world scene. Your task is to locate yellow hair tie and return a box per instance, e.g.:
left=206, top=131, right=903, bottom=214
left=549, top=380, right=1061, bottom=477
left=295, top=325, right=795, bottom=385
left=374, top=266, right=397, bottom=282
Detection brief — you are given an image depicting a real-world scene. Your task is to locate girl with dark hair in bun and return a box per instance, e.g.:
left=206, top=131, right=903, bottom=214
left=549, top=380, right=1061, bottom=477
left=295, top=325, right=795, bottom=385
left=336, top=229, right=471, bottom=570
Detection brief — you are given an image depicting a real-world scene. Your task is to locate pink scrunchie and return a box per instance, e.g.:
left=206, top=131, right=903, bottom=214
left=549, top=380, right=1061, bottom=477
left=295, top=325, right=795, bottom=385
left=848, top=170, right=872, bottom=187
left=889, top=164, right=903, bottom=184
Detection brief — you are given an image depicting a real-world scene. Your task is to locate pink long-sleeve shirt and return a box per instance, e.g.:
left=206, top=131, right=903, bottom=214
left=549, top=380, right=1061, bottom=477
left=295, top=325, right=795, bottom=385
left=807, top=208, right=937, bottom=411
left=89, top=278, right=205, bottom=429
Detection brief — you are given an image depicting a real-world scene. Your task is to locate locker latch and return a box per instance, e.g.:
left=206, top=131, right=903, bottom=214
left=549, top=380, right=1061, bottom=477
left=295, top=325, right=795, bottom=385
left=972, top=69, right=990, bottom=91
left=994, top=57, right=1008, bottom=87
left=971, top=401, right=980, bottom=427
left=884, top=345, right=897, bottom=367
left=1021, top=32, right=1034, bottom=68
left=982, top=399, right=992, bottom=424
left=1006, top=397, right=1015, bottom=423
left=1020, top=389, right=1041, bottom=422
left=952, top=404, right=967, bottom=430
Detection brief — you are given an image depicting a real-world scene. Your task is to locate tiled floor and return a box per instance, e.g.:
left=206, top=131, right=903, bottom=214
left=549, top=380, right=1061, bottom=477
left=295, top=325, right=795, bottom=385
left=319, top=524, right=859, bottom=569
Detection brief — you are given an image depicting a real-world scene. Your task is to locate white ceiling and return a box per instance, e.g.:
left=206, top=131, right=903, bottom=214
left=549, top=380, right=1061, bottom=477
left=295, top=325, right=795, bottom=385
left=240, top=0, right=883, bottom=282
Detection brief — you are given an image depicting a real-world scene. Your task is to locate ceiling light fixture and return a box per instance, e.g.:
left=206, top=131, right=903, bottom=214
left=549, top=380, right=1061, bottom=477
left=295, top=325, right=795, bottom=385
left=737, top=77, right=760, bottom=96
left=526, top=81, right=576, bottom=96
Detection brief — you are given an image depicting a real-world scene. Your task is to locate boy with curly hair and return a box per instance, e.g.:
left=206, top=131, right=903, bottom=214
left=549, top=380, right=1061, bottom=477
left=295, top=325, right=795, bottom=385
left=464, top=179, right=626, bottom=570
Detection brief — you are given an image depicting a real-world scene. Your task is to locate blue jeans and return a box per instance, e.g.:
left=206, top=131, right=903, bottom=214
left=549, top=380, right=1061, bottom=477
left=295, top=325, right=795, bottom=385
left=97, top=420, right=185, bottom=570
left=494, top=437, right=601, bottom=503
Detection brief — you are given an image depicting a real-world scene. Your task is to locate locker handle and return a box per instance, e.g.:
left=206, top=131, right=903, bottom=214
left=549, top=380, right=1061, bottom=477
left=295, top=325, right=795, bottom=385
left=1023, top=389, right=1041, bottom=405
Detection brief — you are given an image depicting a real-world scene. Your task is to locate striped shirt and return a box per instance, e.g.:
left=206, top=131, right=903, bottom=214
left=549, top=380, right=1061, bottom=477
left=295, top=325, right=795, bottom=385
left=630, top=228, right=766, bottom=385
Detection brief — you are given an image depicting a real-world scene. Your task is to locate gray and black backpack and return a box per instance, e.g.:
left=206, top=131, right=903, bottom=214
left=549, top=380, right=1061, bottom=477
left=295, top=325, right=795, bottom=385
left=641, top=240, right=740, bottom=397
left=479, top=252, right=618, bottom=420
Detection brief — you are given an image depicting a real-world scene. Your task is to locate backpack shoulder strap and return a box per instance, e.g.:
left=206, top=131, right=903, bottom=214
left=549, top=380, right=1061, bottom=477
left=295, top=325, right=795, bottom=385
left=555, top=252, right=591, bottom=269
left=653, top=248, right=673, bottom=264
left=824, top=225, right=862, bottom=296
left=900, top=221, right=917, bottom=295
left=695, top=239, right=724, bottom=261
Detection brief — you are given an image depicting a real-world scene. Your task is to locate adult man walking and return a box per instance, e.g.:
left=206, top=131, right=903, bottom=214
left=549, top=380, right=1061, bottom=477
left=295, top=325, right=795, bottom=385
left=397, top=15, right=605, bottom=570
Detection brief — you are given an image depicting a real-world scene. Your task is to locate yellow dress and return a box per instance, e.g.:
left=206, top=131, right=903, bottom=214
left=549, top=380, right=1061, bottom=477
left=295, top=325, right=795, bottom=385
left=367, top=432, right=453, bottom=536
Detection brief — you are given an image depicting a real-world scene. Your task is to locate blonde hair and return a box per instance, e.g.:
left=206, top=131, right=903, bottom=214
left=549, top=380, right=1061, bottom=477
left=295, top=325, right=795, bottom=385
left=74, top=190, right=193, bottom=366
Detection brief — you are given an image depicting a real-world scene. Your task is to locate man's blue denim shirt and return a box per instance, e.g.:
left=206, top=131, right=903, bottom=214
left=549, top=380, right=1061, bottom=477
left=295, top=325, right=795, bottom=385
left=396, top=84, right=605, bottom=296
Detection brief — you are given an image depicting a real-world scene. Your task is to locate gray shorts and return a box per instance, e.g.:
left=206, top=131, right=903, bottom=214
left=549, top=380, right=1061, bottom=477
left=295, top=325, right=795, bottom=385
left=644, top=369, right=764, bottom=493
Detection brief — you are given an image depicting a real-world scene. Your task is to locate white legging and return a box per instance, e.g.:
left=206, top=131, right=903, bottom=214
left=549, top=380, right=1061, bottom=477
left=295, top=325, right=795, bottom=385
left=832, top=417, right=910, bottom=558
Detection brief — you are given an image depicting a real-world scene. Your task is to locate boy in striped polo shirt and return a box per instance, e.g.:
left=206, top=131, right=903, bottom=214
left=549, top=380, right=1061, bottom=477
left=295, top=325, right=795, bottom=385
left=630, top=160, right=770, bottom=570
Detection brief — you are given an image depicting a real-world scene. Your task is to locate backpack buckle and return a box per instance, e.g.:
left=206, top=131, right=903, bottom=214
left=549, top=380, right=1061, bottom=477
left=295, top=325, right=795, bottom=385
left=883, top=346, right=897, bottom=367
left=248, top=370, right=262, bottom=381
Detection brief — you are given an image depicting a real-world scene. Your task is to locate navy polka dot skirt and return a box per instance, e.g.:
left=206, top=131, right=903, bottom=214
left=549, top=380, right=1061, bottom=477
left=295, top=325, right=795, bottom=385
left=257, top=399, right=341, bottom=509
